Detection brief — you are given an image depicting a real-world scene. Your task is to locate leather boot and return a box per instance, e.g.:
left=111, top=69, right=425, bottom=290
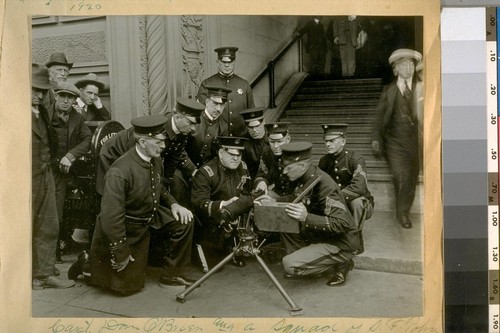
left=326, top=260, right=354, bottom=287
left=67, top=250, right=89, bottom=280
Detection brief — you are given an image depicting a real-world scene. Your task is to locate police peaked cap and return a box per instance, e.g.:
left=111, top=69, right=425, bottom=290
left=322, top=123, right=348, bottom=138
left=214, top=46, right=238, bottom=62
left=280, top=142, right=313, bottom=166
left=131, top=115, right=168, bottom=140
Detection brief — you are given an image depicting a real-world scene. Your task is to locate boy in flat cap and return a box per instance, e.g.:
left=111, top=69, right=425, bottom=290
left=89, top=115, right=195, bottom=294
left=256, top=142, right=358, bottom=286
left=371, top=48, right=423, bottom=229
left=74, top=73, right=111, bottom=121
left=254, top=122, right=295, bottom=197
left=49, top=82, right=92, bottom=260
left=31, top=63, right=75, bottom=290
left=196, top=46, right=255, bottom=137
left=318, top=124, right=374, bottom=254
left=240, top=107, right=268, bottom=180
left=191, top=136, right=256, bottom=267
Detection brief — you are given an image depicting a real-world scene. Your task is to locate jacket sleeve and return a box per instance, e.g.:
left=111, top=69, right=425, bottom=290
left=196, top=80, right=208, bottom=105
left=246, top=82, right=255, bottom=109
left=341, top=154, right=368, bottom=203
left=92, top=104, right=111, bottom=121
left=372, top=85, right=389, bottom=144
left=191, top=170, right=221, bottom=218
left=99, top=168, right=130, bottom=262
left=177, top=147, right=197, bottom=179
left=303, top=182, right=353, bottom=235
left=67, top=119, right=92, bottom=161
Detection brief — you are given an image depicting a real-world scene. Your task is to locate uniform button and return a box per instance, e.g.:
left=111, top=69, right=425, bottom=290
left=154, top=200, right=157, bottom=203
left=336, top=176, right=339, bottom=179
left=204, top=144, right=207, bottom=147
left=152, top=193, right=155, bottom=196
left=334, top=168, right=338, bottom=172
left=229, top=100, right=232, bottom=103
left=335, top=161, right=338, bottom=164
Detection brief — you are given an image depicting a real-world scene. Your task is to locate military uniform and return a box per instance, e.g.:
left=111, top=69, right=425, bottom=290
left=197, top=74, right=254, bottom=137
left=90, top=116, right=193, bottom=294
left=255, top=146, right=294, bottom=196
left=243, top=134, right=268, bottom=180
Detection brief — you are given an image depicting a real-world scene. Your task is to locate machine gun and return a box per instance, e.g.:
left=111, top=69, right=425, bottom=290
left=176, top=186, right=304, bottom=316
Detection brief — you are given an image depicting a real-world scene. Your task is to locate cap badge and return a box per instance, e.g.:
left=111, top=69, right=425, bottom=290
left=237, top=88, right=243, bottom=95
left=273, top=124, right=278, bottom=129
left=235, top=139, right=240, bottom=144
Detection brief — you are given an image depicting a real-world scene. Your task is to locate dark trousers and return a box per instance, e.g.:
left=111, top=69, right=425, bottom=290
left=32, top=169, right=59, bottom=278
left=386, top=141, right=419, bottom=220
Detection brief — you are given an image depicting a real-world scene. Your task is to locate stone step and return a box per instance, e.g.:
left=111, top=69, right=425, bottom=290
left=291, top=100, right=379, bottom=108
left=295, top=92, right=382, bottom=100
left=302, top=77, right=383, bottom=86
left=286, top=107, right=379, bottom=114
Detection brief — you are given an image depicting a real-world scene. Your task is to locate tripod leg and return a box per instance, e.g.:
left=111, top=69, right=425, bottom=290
left=176, top=252, right=235, bottom=303
left=254, top=254, right=303, bottom=316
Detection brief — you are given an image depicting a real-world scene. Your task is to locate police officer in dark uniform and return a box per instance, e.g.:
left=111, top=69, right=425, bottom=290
left=191, top=136, right=256, bottom=267
left=318, top=124, right=374, bottom=254
left=254, top=122, right=294, bottom=197
left=256, top=142, right=358, bottom=286
left=196, top=46, right=255, bottom=137
left=89, top=115, right=195, bottom=294
left=185, top=86, right=231, bottom=168
left=95, top=98, right=205, bottom=196
left=240, top=107, right=268, bottom=180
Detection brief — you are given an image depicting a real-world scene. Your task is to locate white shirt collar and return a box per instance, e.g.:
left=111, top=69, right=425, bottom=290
left=171, top=116, right=180, bottom=135
left=76, top=98, right=86, bottom=108
left=397, top=76, right=413, bottom=93
left=135, top=146, right=151, bottom=162
left=204, top=109, right=215, bottom=121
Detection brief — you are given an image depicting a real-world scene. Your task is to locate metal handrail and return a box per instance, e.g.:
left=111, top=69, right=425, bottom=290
left=250, top=33, right=302, bottom=108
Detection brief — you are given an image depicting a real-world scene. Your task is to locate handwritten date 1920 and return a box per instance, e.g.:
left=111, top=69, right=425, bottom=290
left=70, top=1, right=102, bottom=11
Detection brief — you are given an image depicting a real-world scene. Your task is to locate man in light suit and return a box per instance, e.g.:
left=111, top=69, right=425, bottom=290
left=371, top=48, right=423, bottom=229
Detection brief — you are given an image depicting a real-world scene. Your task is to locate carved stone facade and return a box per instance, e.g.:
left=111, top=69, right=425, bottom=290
left=32, top=31, right=107, bottom=64
left=138, top=16, right=150, bottom=114
left=180, top=15, right=205, bottom=99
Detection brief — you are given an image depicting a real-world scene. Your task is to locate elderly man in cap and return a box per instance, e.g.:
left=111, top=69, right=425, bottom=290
left=42, top=52, right=73, bottom=110
left=74, top=73, right=111, bottom=121
left=257, top=142, right=358, bottom=286
left=254, top=122, right=295, bottom=197
left=48, top=82, right=92, bottom=261
left=89, top=115, right=195, bottom=294
left=191, top=136, right=257, bottom=267
left=196, top=46, right=255, bottom=137
left=318, top=124, right=374, bottom=254
left=31, top=63, right=75, bottom=290
left=240, top=107, right=268, bottom=180
left=371, top=48, right=423, bottom=229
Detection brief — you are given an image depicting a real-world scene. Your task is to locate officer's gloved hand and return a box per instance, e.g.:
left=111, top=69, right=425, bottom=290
left=218, top=208, right=234, bottom=234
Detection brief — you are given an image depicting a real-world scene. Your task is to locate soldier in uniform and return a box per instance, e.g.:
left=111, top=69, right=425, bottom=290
left=256, top=142, right=358, bottom=286
left=254, top=122, right=294, bottom=197
left=95, top=97, right=204, bottom=196
left=74, top=73, right=111, bottom=121
left=318, top=124, right=374, bottom=254
left=89, top=115, right=195, bottom=294
left=31, top=63, right=75, bottom=290
left=371, top=48, right=423, bottom=229
left=196, top=46, right=255, bottom=137
left=191, top=136, right=256, bottom=267
left=48, top=82, right=92, bottom=260
left=240, top=107, right=268, bottom=180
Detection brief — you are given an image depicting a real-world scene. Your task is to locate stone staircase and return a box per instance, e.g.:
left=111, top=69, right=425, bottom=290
left=276, top=77, right=423, bottom=276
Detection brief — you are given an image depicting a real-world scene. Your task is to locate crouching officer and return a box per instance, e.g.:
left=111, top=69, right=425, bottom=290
left=191, top=136, right=259, bottom=268
left=256, top=142, right=359, bottom=286
left=84, top=115, right=195, bottom=295
left=318, top=124, right=374, bottom=254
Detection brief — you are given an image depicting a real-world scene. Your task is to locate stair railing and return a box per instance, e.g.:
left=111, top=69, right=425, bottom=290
left=250, top=32, right=303, bottom=109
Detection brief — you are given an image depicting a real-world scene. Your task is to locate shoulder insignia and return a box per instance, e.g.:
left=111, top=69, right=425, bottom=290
left=203, top=165, right=214, bottom=177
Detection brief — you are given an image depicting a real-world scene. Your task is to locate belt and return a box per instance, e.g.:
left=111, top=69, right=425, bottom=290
left=125, top=215, right=153, bottom=226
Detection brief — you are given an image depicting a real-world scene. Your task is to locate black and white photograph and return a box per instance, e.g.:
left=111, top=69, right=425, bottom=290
left=29, top=14, right=427, bottom=319
left=0, top=0, right=443, bottom=330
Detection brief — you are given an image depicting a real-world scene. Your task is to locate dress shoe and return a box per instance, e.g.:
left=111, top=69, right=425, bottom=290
left=67, top=250, right=89, bottom=280
left=158, top=275, right=196, bottom=288
left=32, top=276, right=75, bottom=290
left=399, top=215, right=412, bottom=229
left=326, top=260, right=354, bottom=287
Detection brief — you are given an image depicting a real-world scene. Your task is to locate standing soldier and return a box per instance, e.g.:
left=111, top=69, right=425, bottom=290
left=240, top=107, right=268, bottom=180
left=318, top=124, right=374, bottom=254
left=196, top=46, right=255, bottom=137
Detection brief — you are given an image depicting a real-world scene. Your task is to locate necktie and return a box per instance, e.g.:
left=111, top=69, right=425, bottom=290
left=403, top=81, right=411, bottom=100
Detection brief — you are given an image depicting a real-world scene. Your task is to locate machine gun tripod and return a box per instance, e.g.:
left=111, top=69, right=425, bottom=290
left=175, top=212, right=303, bottom=316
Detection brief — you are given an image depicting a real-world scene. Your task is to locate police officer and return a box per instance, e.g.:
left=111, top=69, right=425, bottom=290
left=254, top=122, right=294, bottom=197
left=256, top=142, right=358, bottom=286
left=318, top=124, right=374, bottom=254
left=196, top=46, right=255, bottom=137
left=191, top=136, right=255, bottom=267
left=240, top=107, right=268, bottom=180
left=89, top=115, right=195, bottom=294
